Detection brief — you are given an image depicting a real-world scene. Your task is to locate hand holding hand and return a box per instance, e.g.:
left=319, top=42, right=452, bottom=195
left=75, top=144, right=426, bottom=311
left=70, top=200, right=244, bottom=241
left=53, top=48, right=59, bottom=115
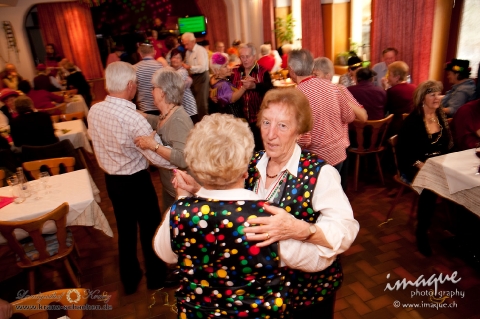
left=134, top=131, right=157, bottom=150
left=173, top=169, right=193, bottom=197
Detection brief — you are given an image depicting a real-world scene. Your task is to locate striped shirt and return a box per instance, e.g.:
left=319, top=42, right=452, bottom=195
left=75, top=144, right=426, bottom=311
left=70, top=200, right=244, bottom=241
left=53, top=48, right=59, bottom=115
left=297, top=77, right=356, bottom=166
left=176, top=67, right=198, bottom=116
left=88, top=95, right=175, bottom=175
left=135, top=57, right=163, bottom=112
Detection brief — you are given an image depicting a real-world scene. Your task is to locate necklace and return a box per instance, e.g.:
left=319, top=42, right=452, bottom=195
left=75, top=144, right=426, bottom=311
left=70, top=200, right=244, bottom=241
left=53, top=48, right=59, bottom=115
left=266, top=172, right=278, bottom=179
left=158, top=105, right=176, bottom=120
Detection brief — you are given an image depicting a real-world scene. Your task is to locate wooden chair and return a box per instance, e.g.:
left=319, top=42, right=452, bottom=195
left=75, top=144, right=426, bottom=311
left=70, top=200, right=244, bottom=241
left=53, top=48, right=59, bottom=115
left=50, top=115, right=60, bottom=123
left=52, top=89, right=77, bottom=97
left=0, top=169, right=5, bottom=187
left=60, top=112, right=84, bottom=122
left=11, top=288, right=88, bottom=318
left=348, top=114, right=394, bottom=191
left=0, top=203, right=80, bottom=294
left=379, top=135, right=418, bottom=226
left=39, top=103, right=67, bottom=115
left=23, top=157, right=75, bottom=180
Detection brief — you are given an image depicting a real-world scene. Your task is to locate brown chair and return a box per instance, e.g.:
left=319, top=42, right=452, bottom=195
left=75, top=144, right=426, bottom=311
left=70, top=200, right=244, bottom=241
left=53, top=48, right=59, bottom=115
left=50, top=115, right=60, bottom=123
left=60, top=112, right=84, bottom=122
left=11, top=288, right=88, bottom=318
left=0, top=203, right=80, bottom=294
left=39, top=103, right=67, bottom=115
left=23, top=157, right=75, bottom=180
left=348, top=114, right=394, bottom=191
left=52, top=89, right=78, bottom=97
left=379, top=135, right=418, bottom=226
left=0, top=169, right=4, bottom=187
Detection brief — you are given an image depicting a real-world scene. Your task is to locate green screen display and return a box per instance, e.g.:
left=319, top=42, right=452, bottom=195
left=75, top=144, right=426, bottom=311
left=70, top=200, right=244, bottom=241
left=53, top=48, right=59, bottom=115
left=178, top=16, right=206, bottom=35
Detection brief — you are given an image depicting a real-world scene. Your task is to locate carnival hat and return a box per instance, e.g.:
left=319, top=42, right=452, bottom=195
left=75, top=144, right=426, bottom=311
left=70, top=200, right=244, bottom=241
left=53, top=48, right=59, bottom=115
left=445, top=59, right=470, bottom=76
left=0, top=88, right=19, bottom=101
left=36, top=63, right=46, bottom=71
left=348, top=56, right=363, bottom=70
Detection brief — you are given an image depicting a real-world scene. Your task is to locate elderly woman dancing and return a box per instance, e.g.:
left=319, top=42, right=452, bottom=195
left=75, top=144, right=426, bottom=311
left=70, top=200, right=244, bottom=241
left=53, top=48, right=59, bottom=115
left=175, top=89, right=359, bottom=318
left=154, top=114, right=288, bottom=318
left=135, top=68, right=194, bottom=212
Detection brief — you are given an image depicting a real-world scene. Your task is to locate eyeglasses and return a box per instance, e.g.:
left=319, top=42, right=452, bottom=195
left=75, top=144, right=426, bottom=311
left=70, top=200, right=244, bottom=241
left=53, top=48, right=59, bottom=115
left=239, top=55, right=254, bottom=60
left=260, top=120, right=290, bottom=132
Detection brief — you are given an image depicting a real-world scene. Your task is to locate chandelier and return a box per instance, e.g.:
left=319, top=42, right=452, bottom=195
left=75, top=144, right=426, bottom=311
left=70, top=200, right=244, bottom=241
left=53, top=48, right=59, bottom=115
left=78, top=0, right=106, bottom=6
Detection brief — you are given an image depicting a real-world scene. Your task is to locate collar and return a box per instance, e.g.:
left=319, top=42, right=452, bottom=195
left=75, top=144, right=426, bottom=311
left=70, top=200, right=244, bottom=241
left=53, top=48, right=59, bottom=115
left=298, top=76, right=317, bottom=84
left=196, top=187, right=261, bottom=200
left=105, top=95, right=136, bottom=110
left=256, top=144, right=301, bottom=179
left=143, top=57, right=154, bottom=61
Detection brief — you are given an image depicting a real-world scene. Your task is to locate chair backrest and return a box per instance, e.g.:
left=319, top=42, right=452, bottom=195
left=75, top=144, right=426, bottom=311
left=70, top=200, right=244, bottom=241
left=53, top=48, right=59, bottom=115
left=60, top=112, right=84, bottom=122
left=388, top=135, right=401, bottom=177
left=50, top=115, right=60, bottom=123
left=0, top=169, right=4, bottom=187
left=0, top=203, right=71, bottom=267
left=38, top=103, right=67, bottom=115
left=11, top=288, right=88, bottom=319
left=21, top=139, right=85, bottom=171
left=23, top=157, right=75, bottom=180
left=351, top=114, right=394, bottom=152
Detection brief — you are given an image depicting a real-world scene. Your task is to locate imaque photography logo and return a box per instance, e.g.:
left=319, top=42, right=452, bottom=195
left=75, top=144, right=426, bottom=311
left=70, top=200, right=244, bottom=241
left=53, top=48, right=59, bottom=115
left=384, top=271, right=465, bottom=310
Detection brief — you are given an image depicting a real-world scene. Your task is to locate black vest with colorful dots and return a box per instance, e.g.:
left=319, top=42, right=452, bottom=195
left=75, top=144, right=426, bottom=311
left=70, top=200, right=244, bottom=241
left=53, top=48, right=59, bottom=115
left=246, top=150, right=343, bottom=310
left=170, top=198, right=288, bottom=318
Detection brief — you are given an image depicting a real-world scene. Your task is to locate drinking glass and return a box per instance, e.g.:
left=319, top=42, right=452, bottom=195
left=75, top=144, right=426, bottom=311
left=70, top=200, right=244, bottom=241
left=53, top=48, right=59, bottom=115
left=29, top=181, right=43, bottom=200
left=40, top=172, right=51, bottom=193
left=7, top=176, right=26, bottom=204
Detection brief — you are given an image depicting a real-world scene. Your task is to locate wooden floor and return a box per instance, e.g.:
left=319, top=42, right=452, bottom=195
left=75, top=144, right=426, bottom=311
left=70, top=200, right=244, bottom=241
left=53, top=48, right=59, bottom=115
left=1, top=151, right=480, bottom=319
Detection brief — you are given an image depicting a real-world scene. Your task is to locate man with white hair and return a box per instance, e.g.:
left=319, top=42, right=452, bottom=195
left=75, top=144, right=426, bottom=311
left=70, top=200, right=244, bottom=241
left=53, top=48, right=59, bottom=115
left=88, top=61, right=175, bottom=295
left=181, top=32, right=209, bottom=121
left=135, top=42, right=163, bottom=115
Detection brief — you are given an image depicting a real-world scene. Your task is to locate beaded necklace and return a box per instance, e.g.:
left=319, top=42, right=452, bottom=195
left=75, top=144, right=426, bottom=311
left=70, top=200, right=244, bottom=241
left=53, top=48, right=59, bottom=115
left=423, top=114, right=442, bottom=144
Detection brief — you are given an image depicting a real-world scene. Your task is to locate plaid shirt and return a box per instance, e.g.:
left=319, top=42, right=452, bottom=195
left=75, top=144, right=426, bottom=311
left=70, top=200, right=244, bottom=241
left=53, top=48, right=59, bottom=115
left=88, top=95, right=175, bottom=175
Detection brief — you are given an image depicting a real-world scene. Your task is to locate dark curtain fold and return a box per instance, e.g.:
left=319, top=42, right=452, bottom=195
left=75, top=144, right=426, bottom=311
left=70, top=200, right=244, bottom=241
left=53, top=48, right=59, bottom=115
left=371, top=0, right=435, bottom=84
left=301, top=0, right=325, bottom=58
left=37, top=1, right=104, bottom=80
left=196, top=0, right=230, bottom=48
left=262, top=0, right=275, bottom=48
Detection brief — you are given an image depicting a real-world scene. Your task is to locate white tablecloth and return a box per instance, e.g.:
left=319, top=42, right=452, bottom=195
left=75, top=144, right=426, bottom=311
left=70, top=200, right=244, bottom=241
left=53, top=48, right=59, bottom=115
left=441, top=148, right=480, bottom=194
left=0, top=169, right=112, bottom=243
left=66, top=95, right=89, bottom=117
left=54, top=120, right=93, bottom=153
left=412, top=151, right=480, bottom=217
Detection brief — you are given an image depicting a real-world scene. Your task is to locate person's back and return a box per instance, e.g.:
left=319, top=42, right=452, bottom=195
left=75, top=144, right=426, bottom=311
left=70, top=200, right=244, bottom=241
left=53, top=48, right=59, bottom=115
left=10, top=111, right=58, bottom=147
left=135, top=44, right=163, bottom=113
left=28, top=89, right=64, bottom=111
left=347, top=68, right=386, bottom=121
left=170, top=197, right=286, bottom=318
left=66, top=71, right=92, bottom=107
left=33, top=74, right=57, bottom=92
left=297, top=77, right=355, bottom=166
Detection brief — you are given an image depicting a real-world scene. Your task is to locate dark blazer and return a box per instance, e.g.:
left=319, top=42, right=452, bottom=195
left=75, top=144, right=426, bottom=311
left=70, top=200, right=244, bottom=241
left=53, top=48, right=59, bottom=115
left=10, top=111, right=58, bottom=147
left=66, top=71, right=92, bottom=107
left=397, top=110, right=453, bottom=182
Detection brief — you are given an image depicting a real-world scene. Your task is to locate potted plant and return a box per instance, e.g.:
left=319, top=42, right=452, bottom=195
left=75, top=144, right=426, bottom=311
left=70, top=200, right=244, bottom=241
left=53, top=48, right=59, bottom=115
left=274, top=13, right=295, bottom=45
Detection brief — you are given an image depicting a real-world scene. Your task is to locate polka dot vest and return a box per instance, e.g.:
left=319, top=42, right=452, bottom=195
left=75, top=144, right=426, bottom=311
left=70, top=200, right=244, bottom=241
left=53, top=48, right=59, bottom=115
left=246, top=150, right=343, bottom=310
left=170, top=198, right=288, bottom=318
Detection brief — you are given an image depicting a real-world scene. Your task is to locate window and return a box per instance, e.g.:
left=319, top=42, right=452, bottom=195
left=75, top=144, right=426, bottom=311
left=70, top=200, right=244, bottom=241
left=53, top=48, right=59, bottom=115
left=457, top=0, right=480, bottom=77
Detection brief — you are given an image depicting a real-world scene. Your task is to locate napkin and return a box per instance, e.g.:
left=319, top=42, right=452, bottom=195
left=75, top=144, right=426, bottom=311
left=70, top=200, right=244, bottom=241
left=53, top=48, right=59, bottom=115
left=0, top=196, right=15, bottom=209
left=442, top=149, right=480, bottom=194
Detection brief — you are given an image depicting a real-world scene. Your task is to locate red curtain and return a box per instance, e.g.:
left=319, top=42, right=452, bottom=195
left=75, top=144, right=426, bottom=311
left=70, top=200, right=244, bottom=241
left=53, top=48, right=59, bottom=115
left=196, top=0, right=230, bottom=48
left=301, top=0, right=325, bottom=57
left=370, top=0, right=435, bottom=84
left=37, top=2, right=104, bottom=80
left=262, top=0, right=275, bottom=48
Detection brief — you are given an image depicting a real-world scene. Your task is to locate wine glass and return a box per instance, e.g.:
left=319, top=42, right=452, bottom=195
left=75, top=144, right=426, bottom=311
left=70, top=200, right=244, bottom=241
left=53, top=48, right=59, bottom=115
left=29, top=181, right=43, bottom=200
left=7, top=176, right=26, bottom=204
left=40, top=171, right=51, bottom=192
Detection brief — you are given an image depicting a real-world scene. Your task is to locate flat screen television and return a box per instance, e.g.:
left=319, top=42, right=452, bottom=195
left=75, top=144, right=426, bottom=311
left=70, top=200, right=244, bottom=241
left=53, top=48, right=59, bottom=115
left=178, top=16, right=207, bottom=37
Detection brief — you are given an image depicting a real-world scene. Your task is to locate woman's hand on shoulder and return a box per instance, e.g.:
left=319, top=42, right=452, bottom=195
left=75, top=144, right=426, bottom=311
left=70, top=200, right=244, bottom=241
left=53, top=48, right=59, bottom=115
left=243, top=204, right=308, bottom=247
left=134, top=131, right=157, bottom=150
left=173, top=169, right=201, bottom=194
